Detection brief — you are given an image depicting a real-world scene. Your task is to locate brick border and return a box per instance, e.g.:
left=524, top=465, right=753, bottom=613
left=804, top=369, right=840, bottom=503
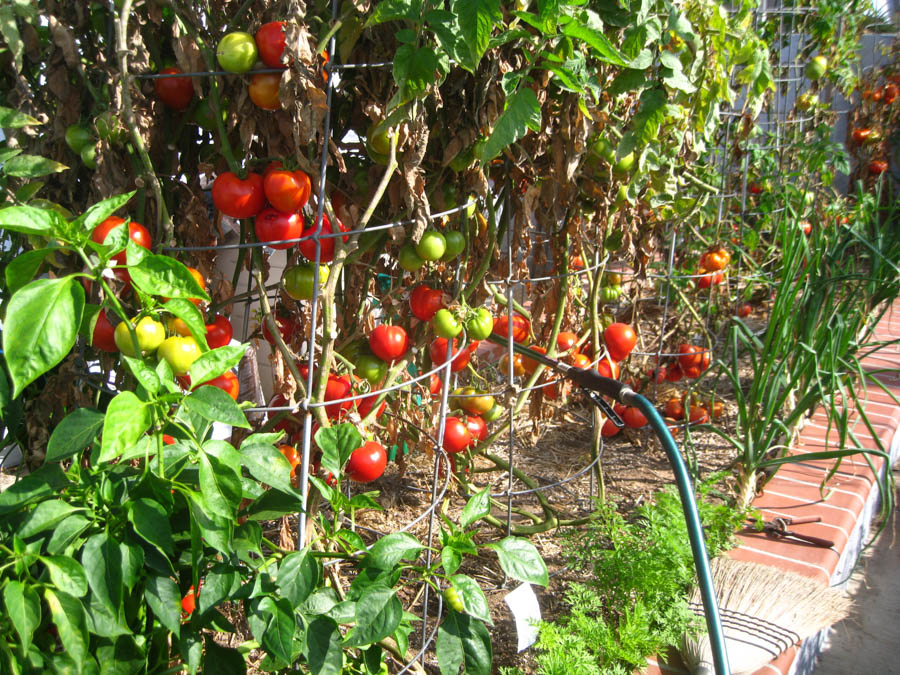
left=645, top=300, right=900, bottom=675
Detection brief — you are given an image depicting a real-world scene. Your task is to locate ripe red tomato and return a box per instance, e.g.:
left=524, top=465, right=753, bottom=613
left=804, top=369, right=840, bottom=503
left=736, top=304, right=752, bottom=319
left=696, top=271, right=724, bottom=289
left=430, top=337, right=471, bottom=372
left=688, top=405, right=709, bottom=424
left=162, top=434, right=176, bottom=445
left=369, top=325, right=409, bottom=362
left=442, top=417, right=472, bottom=453
left=262, top=313, right=295, bottom=344
left=429, top=373, right=442, bottom=395
left=570, top=352, right=591, bottom=369
left=647, top=365, right=666, bottom=383
left=664, top=397, right=685, bottom=419
left=205, top=315, right=233, bottom=348
left=324, top=374, right=353, bottom=419
left=356, top=390, right=386, bottom=420
left=603, top=323, right=637, bottom=361
left=869, top=159, right=889, bottom=175
left=203, top=371, right=240, bottom=400
left=345, top=441, right=387, bottom=482
left=595, top=357, right=620, bottom=380
left=677, top=344, right=710, bottom=377
left=665, top=362, right=684, bottom=382
left=264, top=169, right=311, bottom=213
left=279, top=444, right=301, bottom=484
left=255, top=207, right=303, bottom=249
left=299, top=214, right=348, bottom=263
left=409, top=285, right=445, bottom=321
left=749, top=182, right=763, bottom=195
left=249, top=72, right=282, bottom=110
left=556, top=331, right=578, bottom=352
left=91, top=216, right=152, bottom=265
left=154, top=67, right=194, bottom=110
left=465, top=415, right=488, bottom=442
left=522, top=346, right=547, bottom=375
left=212, top=172, right=265, bottom=219
left=884, top=83, right=898, bottom=104
left=255, top=21, right=287, bottom=68
left=92, top=309, right=118, bottom=352
left=623, top=406, right=647, bottom=428
left=601, top=418, right=620, bottom=437
left=493, top=314, right=530, bottom=343
left=852, top=127, right=872, bottom=144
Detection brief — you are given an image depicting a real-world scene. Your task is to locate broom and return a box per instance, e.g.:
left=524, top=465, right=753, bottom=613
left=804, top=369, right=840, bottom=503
left=681, top=557, right=852, bottom=674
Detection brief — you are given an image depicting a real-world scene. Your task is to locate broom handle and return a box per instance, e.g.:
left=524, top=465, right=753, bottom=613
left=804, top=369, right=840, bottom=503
left=628, top=392, right=732, bottom=675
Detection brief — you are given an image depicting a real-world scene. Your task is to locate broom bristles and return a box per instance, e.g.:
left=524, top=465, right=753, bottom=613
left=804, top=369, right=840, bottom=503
left=681, top=557, right=852, bottom=675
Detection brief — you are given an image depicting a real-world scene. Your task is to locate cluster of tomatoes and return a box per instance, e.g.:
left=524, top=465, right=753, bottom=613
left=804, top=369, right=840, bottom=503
left=694, top=245, right=731, bottom=290
left=853, top=71, right=898, bottom=177
left=87, top=216, right=238, bottom=399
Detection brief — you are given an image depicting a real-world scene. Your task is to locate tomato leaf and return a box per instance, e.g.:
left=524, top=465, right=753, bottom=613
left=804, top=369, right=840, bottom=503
left=450, top=574, right=492, bottom=624
left=484, top=537, right=548, bottom=586
left=46, top=514, right=91, bottom=555
left=364, top=532, right=423, bottom=570
left=316, top=423, right=363, bottom=479
left=70, top=191, right=136, bottom=234
left=144, top=575, right=181, bottom=637
left=453, top=0, right=501, bottom=72
left=476, top=88, right=541, bottom=161
left=0, top=106, right=40, bottom=128
left=3, top=581, right=40, bottom=651
left=3, top=277, right=83, bottom=397
left=393, top=44, right=439, bottom=99
left=46, top=407, right=103, bottom=462
left=242, top=489, right=304, bottom=522
left=99, top=391, right=152, bottom=464
left=561, top=21, right=628, bottom=66
left=127, top=498, right=175, bottom=557
left=129, top=254, right=210, bottom=302
left=436, top=611, right=492, bottom=675
left=164, top=298, right=209, bottom=351
left=365, top=0, right=422, bottom=26
left=3, top=154, right=68, bottom=178
left=197, top=564, right=240, bottom=617
left=344, top=585, right=402, bottom=646
left=459, top=487, right=490, bottom=530
left=189, top=344, right=246, bottom=388
left=182, top=385, right=251, bottom=428
left=44, top=589, right=89, bottom=665
left=277, top=549, right=321, bottom=606
left=304, top=616, right=343, bottom=675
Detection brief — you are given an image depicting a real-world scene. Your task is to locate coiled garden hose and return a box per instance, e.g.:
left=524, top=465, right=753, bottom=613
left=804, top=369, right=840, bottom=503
left=488, top=334, right=731, bottom=675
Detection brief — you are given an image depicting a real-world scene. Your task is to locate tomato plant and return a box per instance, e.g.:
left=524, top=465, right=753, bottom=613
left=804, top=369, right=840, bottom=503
left=433, top=308, right=463, bottom=339
left=202, top=371, right=240, bottom=400
left=158, top=335, right=202, bottom=375
left=91, top=309, right=118, bottom=353
left=345, top=441, right=388, bottom=482
left=465, top=307, right=493, bottom=340
left=465, top=415, right=488, bottom=442
left=415, top=230, right=446, bottom=261
left=114, top=316, right=166, bottom=356
left=356, top=354, right=387, bottom=384
left=216, top=31, right=258, bottom=73
left=398, top=243, right=425, bottom=271
left=430, top=337, right=471, bottom=372
left=91, top=216, right=152, bottom=264
left=493, top=314, right=530, bottom=343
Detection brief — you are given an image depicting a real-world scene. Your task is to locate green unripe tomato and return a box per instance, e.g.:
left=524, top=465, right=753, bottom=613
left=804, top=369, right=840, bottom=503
left=157, top=335, right=202, bottom=376
left=94, top=112, right=126, bottom=145
left=398, top=243, right=424, bottom=272
left=433, top=309, right=463, bottom=339
left=600, top=284, right=622, bottom=303
left=366, top=124, right=391, bottom=165
left=441, top=231, right=465, bottom=260
left=805, top=55, right=827, bottom=81
left=465, top=307, right=493, bottom=340
left=216, top=32, right=259, bottom=73
left=415, top=231, right=446, bottom=261
left=482, top=402, right=504, bottom=423
left=356, top=354, right=387, bottom=385
left=193, top=98, right=228, bottom=131
left=282, top=264, right=329, bottom=300
left=590, top=137, right=616, bottom=165
left=114, top=316, right=166, bottom=357
left=80, top=145, right=98, bottom=169
left=464, top=197, right=477, bottom=220
left=613, top=152, right=635, bottom=176
left=65, top=124, right=93, bottom=154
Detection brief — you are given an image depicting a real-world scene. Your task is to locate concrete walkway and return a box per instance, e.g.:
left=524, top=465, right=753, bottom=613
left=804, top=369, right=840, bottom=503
left=815, top=471, right=900, bottom=675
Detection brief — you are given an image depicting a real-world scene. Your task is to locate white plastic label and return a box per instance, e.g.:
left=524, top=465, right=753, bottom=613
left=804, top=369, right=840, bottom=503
left=504, top=582, right=541, bottom=652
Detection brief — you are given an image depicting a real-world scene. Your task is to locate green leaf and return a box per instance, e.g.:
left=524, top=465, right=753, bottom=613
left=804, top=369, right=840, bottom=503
left=99, top=391, right=152, bottom=463
left=46, top=514, right=91, bottom=555
left=199, top=446, right=243, bottom=518
left=3, top=277, right=83, bottom=397
left=163, top=298, right=209, bottom=351
left=441, top=545, right=462, bottom=576
left=436, top=612, right=492, bottom=675
left=96, top=635, right=145, bottom=674
left=316, top=423, right=363, bottom=479
left=127, top=499, right=174, bottom=556
left=365, top=0, right=422, bottom=25
left=45, top=407, right=103, bottom=463
left=476, top=88, right=541, bottom=161
left=0, top=106, right=40, bottom=128
left=241, top=442, right=298, bottom=495
left=189, top=495, right=234, bottom=552
left=345, top=586, right=402, bottom=646
left=3, top=154, right=68, bottom=178
left=277, top=549, right=321, bottom=606
left=19, top=500, right=81, bottom=538
left=120, top=355, right=161, bottom=396
left=188, top=345, right=245, bottom=388
left=453, top=0, right=501, bottom=72
left=118, top=540, right=144, bottom=592
left=196, top=565, right=240, bottom=616
left=450, top=575, right=492, bottom=624
left=3, top=581, right=40, bottom=651
left=0, top=6, right=23, bottom=73
left=5, top=249, right=53, bottom=295
left=182, top=385, right=251, bottom=428
left=610, top=68, right=649, bottom=96
left=561, top=22, right=628, bottom=66
left=129, top=255, right=210, bottom=302
left=485, top=537, right=548, bottom=586
left=0, top=205, right=64, bottom=235
left=0, top=464, right=68, bottom=516
left=44, top=589, right=89, bottom=666
left=304, top=617, right=343, bottom=675
left=144, top=576, right=181, bottom=637
left=70, top=192, right=136, bottom=234
left=537, top=0, right=560, bottom=33
left=393, top=44, right=439, bottom=99
left=459, top=487, right=490, bottom=530
left=42, top=556, right=89, bottom=597
left=81, top=533, right=124, bottom=615
left=204, top=635, right=246, bottom=674
left=242, top=488, right=304, bottom=521
left=365, top=532, right=423, bottom=570
left=249, top=597, right=295, bottom=667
